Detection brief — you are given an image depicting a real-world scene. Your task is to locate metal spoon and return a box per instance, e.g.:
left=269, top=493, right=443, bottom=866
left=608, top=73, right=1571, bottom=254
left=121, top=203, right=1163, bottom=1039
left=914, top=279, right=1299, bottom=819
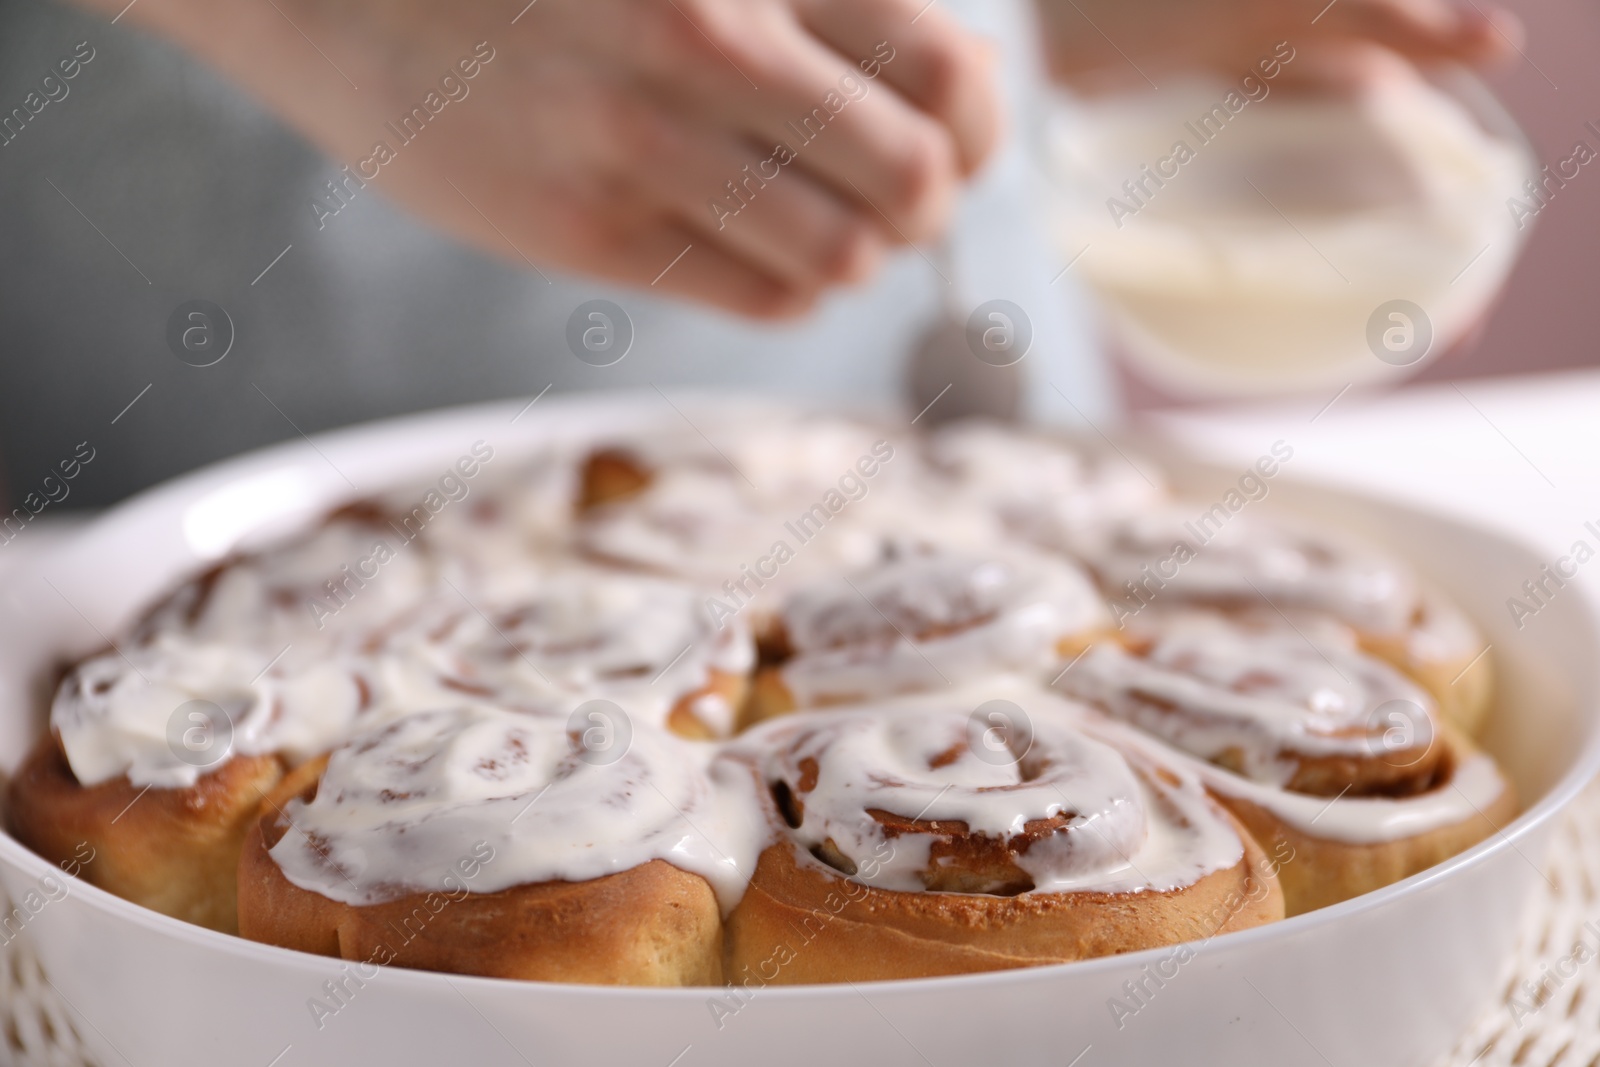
left=904, top=240, right=1022, bottom=425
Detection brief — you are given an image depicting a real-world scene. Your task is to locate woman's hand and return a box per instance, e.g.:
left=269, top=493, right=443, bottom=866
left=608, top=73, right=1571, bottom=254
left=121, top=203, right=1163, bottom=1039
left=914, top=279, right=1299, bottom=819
left=1039, top=0, right=1522, bottom=92
left=101, top=0, right=1002, bottom=318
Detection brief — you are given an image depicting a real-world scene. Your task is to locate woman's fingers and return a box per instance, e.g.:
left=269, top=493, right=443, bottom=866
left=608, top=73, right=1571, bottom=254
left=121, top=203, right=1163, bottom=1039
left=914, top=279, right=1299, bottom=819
left=1038, top=0, right=1524, bottom=94
left=1316, top=0, right=1523, bottom=64
left=534, top=0, right=1001, bottom=288
left=201, top=0, right=1006, bottom=316
left=650, top=0, right=999, bottom=245
left=705, top=18, right=961, bottom=244
left=591, top=219, right=819, bottom=320
left=552, top=81, right=887, bottom=292
left=616, top=108, right=887, bottom=289
left=794, top=0, right=1001, bottom=175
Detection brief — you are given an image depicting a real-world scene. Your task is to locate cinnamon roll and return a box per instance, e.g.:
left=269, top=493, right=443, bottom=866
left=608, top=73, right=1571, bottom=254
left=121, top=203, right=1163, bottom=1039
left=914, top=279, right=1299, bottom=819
left=575, top=417, right=1001, bottom=618
left=3, top=406, right=1514, bottom=983
left=237, top=705, right=764, bottom=985
left=1357, top=588, right=1493, bottom=739
left=746, top=549, right=1109, bottom=723
left=924, top=420, right=1164, bottom=538
left=366, top=568, right=755, bottom=739
left=1056, top=506, right=1493, bottom=734
left=5, top=633, right=372, bottom=931
left=137, top=500, right=440, bottom=647
left=1057, top=613, right=1515, bottom=914
left=578, top=413, right=905, bottom=510
left=722, top=689, right=1284, bottom=983
left=411, top=448, right=580, bottom=593
left=8, top=735, right=280, bottom=934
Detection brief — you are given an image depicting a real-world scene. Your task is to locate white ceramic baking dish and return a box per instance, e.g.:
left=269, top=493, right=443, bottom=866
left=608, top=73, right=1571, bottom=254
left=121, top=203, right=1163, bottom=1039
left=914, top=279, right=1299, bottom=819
left=1, top=392, right=1594, bottom=1067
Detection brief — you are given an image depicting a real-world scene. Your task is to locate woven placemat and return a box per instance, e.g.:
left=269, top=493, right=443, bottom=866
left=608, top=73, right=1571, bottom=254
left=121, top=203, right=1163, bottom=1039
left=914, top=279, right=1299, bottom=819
left=1440, top=776, right=1600, bottom=1067
left=3, top=780, right=1598, bottom=1067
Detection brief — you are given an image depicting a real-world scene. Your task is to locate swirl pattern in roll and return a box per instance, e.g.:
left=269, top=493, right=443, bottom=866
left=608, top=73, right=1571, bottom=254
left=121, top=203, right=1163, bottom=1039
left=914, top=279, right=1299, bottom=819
left=750, top=548, right=1107, bottom=720
left=1056, top=612, right=1515, bottom=915
left=722, top=687, right=1284, bottom=981
left=924, top=420, right=1164, bottom=537
left=137, top=502, right=440, bottom=646
left=238, top=704, right=763, bottom=983
left=1051, top=504, right=1493, bottom=733
left=53, top=632, right=371, bottom=790
left=266, top=705, right=762, bottom=906
left=6, top=408, right=1513, bottom=978
left=1058, top=613, right=1442, bottom=795
left=367, top=569, right=754, bottom=737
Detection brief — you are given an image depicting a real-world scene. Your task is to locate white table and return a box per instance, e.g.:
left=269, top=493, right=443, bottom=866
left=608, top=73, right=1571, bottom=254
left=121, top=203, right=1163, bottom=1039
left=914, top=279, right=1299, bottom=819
left=1151, top=368, right=1600, bottom=574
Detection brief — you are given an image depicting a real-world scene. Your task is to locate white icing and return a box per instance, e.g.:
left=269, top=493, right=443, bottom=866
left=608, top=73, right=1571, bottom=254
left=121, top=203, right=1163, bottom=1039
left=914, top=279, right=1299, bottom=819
left=776, top=549, right=1107, bottom=705
left=1049, top=74, right=1529, bottom=396
left=728, top=686, right=1246, bottom=895
left=53, top=634, right=370, bottom=789
left=1068, top=506, right=1420, bottom=635
left=140, top=512, right=440, bottom=646
left=55, top=568, right=756, bottom=793
left=690, top=691, right=737, bottom=737
left=1186, top=745, right=1508, bottom=846
left=581, top=466, right=817, bottom=587
left=926, top=420, right=1164, bottom=539
left=367, top=569, right=754, bottom=736
left=269, top=705, right=768, bottom=910
left=46, top=409, right=1505, bottom=905
left=577, top=419, right=974, bottom=615
left=601, top=414, right=906, bottom=500
left=1406, top=586, right=1483, bottom=664
left=415, top=451, right=580, bottom=599
left=1062, top=620, right=1510, bottom=844
left=1059, top=615, right=1435, bottom=785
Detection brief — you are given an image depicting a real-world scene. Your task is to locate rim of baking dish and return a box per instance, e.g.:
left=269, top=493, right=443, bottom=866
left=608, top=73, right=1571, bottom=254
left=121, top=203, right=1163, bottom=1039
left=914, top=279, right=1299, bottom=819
left=2, top=389, right=1596, bottom=1000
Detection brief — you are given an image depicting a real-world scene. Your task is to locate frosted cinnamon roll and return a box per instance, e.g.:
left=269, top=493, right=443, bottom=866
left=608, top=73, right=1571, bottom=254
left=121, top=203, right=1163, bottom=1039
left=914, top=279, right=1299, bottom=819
left=48, top=635, right=373, bottom=789
left=1357, top=588, right=1492, bottom=738
left=237, top=705, right=765, bottom=985
left=580, top=464, right=871, bottom=603
left=1058, top=506, right=1492, bottom=734
left=924, top=420, right=1165, bottom=538
left=9, top=736, right=280, bottom=934
left=367, top=569, right=755, bottom=738
left=746, top=549, right=1109, bottom=723
left=5, top=633, right=372, bottom=931
left=723, top=689, right=1283, bottom=983
left=575, top=415, right=1012, bottom=616
left=1059, top=614, right=1444, bottom=796
left=137, top=501, right=439, bottom=646
left=407, top=447, right=580, bottom=598
left=1057, top=613, right=1515, bottom=914
left=578, top=413, right=906, bottom=510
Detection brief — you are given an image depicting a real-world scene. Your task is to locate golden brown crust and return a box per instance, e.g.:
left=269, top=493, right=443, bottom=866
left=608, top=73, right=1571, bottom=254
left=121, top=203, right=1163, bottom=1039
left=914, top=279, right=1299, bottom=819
left=236, top=760, right=724, bottom=986
left=240, top=830, right=723, bottom=984
left=725, top=818, right=1284, bottom=984
left=5, top=734, right=283, bottom=933
left=666, top=668, right=750, bottom=741
left=577, top=448, right=652, bottom=511
left=1211, top=743, right=1441, bottom=799
left=742, top=667, right=798, bottom=728
left=1212, top=726, right=1517, bottom=917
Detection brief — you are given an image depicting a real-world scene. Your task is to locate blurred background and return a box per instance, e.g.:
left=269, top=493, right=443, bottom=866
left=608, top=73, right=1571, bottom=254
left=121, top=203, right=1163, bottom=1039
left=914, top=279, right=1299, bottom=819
left=0, top=0, right=1594, bottom=512
left=1113, top=0, right=1593, bottom=408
